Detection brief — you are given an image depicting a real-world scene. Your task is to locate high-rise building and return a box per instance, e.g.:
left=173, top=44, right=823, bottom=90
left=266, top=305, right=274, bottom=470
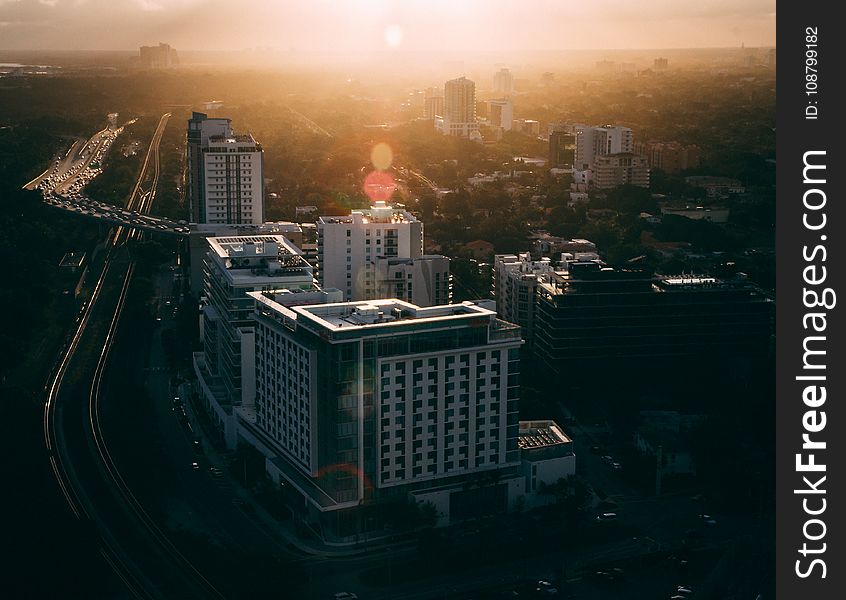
left=533, top=264, right=774, bottom=379
left=423, top=87, right=444, bottom=121
left=139, top=43, right=179, bottom=68
left=592, top=152, right=650, bottom=189
left=549, top=128, right=576, bottom=168
left=493, top=253, right=556, bottom=348
left=574, top=125, right=634, bottom=170
left=186, top=112, right=264, bottom=225
left=317, top=202, right=450, bottom=306
left=193, top=235, right=319, bottom=446
left=493, top=68, right=514, bottom=95
left=435, top=77, right=479, bottom=138
left=247, top=296, right=525, bottom=534
left=375, top=255, right=451, bottom=307
left=487, top=98, right=513, bottom=131
left=634, top=141, right=700, bottom=173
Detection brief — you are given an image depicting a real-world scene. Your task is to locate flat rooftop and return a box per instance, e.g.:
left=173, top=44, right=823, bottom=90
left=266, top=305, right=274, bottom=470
left=207, top=235, right=298, bottom=259
left=518, top=420, right=571, bottom=450
left=297, top=299, right=493, bottom=330
left=318, top=201, right=419, bottom=225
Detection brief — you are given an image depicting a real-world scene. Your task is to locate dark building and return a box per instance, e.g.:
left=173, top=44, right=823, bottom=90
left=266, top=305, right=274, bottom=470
left=549, top=130, right=576, bottom=169
left=532, top=262, right=774, bottom=381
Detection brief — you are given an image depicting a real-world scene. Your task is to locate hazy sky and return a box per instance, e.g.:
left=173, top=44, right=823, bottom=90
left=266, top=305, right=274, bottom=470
left=0, top=0, right=775, bottom=53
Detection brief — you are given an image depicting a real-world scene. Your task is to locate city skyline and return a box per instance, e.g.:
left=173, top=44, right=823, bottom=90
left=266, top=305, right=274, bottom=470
left=0, top=0, right=776, bottom=53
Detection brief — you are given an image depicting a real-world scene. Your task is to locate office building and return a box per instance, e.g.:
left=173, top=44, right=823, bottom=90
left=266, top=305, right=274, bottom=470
left=317, top=202, right=450, bottom=306
left=493, top=253, right=556, bottom=348
left=634, top=141, right=700, bottom=173
left=187, top=112, right=265, bottom=225
left=493, top=68, right=514, bottom=95
left=423, top=87, right=444, bottom=121
left=246, top=296, right=525, bottom=536
left=487, top=99, right=513, bottom=131
left=375, top=255, right=451, bottom=307
left=549, top=129, right=576, bottom=168
left=533, top=263, right=774, bottom=379
left=186, top=221, right=305, bottom=299
left=139, top=43, right=179, bottom=68
left=435, top=77, right=479, bottom=138
left=193, top=235, right=317, bottom=446
left=592, top=152, right=650, bottom=189
left=574, top=125, right=634, bottom=170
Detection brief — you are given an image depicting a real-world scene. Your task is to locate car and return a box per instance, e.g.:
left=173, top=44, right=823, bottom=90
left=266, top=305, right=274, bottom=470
left=191, top=461, right=200, bottom=470
left=333, top=593, right=358, bottom=600
left=675, top=586, right=693, bottom=596
left=535, top=580, right=558, bottom=595
left=590, top=445, right=603, bottom=454
left=596, top=512, right=618, bottom=522
left=601, top=455, right=614, bottom=464
left=699, top=514, right=717, bottom=526
left=611, top=461, right=623, bottom=471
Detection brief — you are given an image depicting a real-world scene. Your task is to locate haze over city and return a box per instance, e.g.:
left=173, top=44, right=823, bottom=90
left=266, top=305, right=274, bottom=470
left=0, top=0, right=775, bottom=55
left=0, top=0, right=778, bottom=598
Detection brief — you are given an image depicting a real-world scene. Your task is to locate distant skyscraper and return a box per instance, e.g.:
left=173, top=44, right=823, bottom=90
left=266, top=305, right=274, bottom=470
left=549, top=126, right=576, bottom=168
left=493, top=68, right=514, bottom=95
left=186, top=112, right=264, bottom=225
left=487, top=98, right=513, bottom=131
left=423, top=87, right=444, bottom=120
left=435, top=77, right=479, bottom=138
left=574, top=125, right=634, bottom=170
left=138, top=43, right=179, bottom=68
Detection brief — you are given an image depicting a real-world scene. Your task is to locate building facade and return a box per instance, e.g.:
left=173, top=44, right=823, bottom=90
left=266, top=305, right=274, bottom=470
left=574, top=125, right=634, bottom=170
left=248, top=297, right=525, bottom=536
left=592, top=152, right=650, bottom=189
left=493, top=68, right=514, bottom=95
left=194, top=235, right=316, bottom=446
left=493, top=253, right=556, bottom=348
left=317, top=202, right=449, bottom=306
left=533, top=263, right=774, bottom=378
left=436, top=77, right=479, bottom=138
left=487, top=98, right=514, bottom=131
left=187, top=112, right=265, bottom=225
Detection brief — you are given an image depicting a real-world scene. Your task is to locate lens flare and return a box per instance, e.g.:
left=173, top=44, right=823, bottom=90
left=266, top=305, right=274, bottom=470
left=384, top=24, right=403, bottom=48
left=363, top=170, right=397, bottom=202
left=370, top=142, right=393, bottom=170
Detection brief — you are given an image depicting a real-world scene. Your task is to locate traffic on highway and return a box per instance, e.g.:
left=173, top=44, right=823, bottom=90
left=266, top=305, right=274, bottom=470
left=24, top=116, right=191, bottom=236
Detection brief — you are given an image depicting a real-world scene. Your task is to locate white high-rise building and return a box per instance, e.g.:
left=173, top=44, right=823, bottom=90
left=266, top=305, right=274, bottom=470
left=435, top=77, right=479, bottom=138
left=247, top=296, right=525, bottom=531
left=494, top=253, right=556, bottom=347
left=316, top=201, right=448, bottom=305
left=375, top=255, right=451, bottom=307
left=193, top=234, right=318, bottom=446
left=574, top=125, right=634, bottom=170
left=493, top=68, right=514, bottom=96
left=187, top=111, right=265, bottom=225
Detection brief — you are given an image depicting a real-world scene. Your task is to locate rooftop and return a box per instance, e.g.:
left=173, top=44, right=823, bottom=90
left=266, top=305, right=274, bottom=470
left=297, top=299, right=494, bottom=330
left=318, top=201, right=418, bottom=225
left=518, top=420, right=572, bottom=450
left=207, top=235, right=313, bottom=283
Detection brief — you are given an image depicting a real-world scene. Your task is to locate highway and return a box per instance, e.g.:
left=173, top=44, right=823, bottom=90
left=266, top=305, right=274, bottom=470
left=42, top=113, right=231, bottom=599
left=24, top=115, right=190, bottom=237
